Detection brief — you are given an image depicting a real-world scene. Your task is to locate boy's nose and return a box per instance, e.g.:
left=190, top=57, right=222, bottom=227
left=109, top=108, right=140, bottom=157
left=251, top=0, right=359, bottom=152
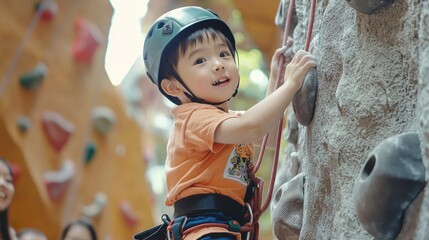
left=214, top=62, right=225, bottom=71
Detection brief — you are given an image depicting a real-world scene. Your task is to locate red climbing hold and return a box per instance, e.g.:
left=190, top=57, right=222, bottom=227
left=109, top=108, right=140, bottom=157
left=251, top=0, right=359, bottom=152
left=10, top=163, right=21, bottom=185
left=43, top=159, right=74, bottom=201
left=35, top=1, right=59, bottom=21
left=72, top=17, right=102, bottom=64
left=41, top=112, right=74, bottom=152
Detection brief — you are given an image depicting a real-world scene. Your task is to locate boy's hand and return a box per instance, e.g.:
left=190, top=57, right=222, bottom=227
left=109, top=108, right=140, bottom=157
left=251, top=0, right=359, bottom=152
left=269, top=38, right=293, bottom=86
left=284, top=50, right=317, bottom=92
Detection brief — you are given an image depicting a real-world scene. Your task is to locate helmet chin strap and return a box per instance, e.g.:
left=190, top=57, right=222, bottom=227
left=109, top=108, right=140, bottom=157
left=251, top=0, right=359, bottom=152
left=173, top=72, right=238, bottom=106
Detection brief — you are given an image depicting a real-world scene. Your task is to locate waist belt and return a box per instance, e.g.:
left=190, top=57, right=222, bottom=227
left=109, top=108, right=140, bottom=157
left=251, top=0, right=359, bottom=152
left=174, top=194, right=245, bottom=223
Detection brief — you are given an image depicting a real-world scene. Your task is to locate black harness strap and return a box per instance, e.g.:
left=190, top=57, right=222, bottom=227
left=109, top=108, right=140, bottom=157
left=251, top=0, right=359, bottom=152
left=174, top=194, right=245, bottom=224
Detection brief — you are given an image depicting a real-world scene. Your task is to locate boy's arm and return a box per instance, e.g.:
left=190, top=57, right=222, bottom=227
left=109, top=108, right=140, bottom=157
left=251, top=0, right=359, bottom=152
left=214, top=50, right=316, bottom=145
left=260, top=44, right=291, bottom=148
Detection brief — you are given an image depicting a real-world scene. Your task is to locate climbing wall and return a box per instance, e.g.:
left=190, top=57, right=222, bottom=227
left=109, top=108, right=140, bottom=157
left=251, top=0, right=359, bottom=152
left=271, top=0, right=429, bottom=239
left=0, top=0, right=153, bottom=239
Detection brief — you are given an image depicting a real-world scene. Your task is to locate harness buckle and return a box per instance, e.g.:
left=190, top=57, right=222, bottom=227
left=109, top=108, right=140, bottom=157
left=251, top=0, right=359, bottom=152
left=244, top=203, right=253, bottom=240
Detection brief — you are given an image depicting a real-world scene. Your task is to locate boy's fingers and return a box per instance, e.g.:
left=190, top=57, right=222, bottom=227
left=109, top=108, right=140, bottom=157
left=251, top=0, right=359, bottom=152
left=291, top=50, right=306, bottom=63
left=286, top=38, right=293, bottom=48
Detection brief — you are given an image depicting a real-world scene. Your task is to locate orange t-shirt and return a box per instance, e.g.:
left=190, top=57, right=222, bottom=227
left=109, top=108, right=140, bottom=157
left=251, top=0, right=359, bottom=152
left=165, top=103, right=253, bottom=206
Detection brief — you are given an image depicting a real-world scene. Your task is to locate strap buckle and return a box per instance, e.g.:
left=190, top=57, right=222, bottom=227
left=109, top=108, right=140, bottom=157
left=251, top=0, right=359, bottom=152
left=244, top=203, right=253, bottom=240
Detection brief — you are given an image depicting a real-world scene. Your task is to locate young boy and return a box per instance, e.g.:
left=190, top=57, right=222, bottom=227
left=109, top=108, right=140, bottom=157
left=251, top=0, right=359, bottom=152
left=139, top=6, right=316, bottom=240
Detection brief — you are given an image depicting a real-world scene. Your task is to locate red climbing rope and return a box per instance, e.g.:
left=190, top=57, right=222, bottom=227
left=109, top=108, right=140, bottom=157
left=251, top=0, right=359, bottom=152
left=246, top=0, right=317, bottom=238
left=305, top=0, right=317, bottom=52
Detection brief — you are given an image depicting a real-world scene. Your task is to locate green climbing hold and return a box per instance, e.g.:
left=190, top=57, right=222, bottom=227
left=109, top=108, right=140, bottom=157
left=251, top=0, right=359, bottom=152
left=84, top=141, right=96, bottom=164
left=19, top=63, right=47, bottom=90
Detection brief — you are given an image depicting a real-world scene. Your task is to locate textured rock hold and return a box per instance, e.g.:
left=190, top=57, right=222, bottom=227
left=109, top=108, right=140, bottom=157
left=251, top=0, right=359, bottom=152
left=353, top=132, right=427, bottom=240
left=345, top=0, right=394, bottom=14
left=275, top=0, right=298, bottom=33
left=292, top=67, right=318, bottom=126
left=271, top=172, right=304, bottom=240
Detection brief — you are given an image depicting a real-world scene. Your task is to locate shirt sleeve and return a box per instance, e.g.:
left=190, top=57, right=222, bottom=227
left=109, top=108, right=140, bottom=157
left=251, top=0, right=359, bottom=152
left=184, top=106, right=238, bottom=153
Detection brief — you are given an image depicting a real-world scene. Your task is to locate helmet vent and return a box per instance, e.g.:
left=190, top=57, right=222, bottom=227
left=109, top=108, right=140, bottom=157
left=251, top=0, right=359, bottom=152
left=157, top=22, right=165, bottom=29
left=147, top=27, right=154, bottom=39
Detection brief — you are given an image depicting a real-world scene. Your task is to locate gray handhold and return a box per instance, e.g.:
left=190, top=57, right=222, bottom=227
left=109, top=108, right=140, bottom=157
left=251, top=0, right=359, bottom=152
left=292, top=68, right=318, bottom=126
left=345, top=0, right=394, bottom=14
left=284, top=112, right=298, bottom=144
left=91, top=106, right=117, bottom=135
left=271, top=172, right=304, bottom=240
left=275, top=0, right=298, bottom=32
left=289, top=152, right=300, bottom=177
left=353, top=132, right=427, bottom=240
left=17, top=116, right=31, bottom=132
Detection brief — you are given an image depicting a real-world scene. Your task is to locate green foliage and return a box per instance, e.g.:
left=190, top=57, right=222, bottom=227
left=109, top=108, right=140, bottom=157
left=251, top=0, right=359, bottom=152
left=230, top=48, right=268, bottom=109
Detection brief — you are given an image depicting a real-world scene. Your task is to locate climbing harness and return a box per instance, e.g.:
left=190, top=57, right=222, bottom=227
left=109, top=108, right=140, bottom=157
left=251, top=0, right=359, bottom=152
left=134, top=195, right=253, bottom=240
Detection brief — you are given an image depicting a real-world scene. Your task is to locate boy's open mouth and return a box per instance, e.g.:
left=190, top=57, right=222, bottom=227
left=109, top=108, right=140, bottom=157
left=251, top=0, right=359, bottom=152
left=212, top=78, right=230, bottom=86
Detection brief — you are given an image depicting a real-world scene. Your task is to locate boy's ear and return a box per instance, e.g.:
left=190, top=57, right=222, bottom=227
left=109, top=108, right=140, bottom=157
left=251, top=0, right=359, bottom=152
left=160, top=78, right=183, bottom=97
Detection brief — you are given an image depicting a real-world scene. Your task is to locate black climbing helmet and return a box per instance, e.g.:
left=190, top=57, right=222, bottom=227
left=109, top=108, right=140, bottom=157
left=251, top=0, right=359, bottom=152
left=143, top=6, right=237, bottom=105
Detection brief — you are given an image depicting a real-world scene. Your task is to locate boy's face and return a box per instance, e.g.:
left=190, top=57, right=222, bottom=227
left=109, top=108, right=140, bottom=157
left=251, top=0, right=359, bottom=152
left=175, top=36, right=239, bottom=104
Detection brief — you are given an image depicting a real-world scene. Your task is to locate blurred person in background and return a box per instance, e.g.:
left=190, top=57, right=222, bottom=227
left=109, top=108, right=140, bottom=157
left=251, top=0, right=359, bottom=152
left=0, top=158, right=17, bottom=240
left=17, top=228, right=47, bottom=240
left=60, top=219, right=97, bottom=240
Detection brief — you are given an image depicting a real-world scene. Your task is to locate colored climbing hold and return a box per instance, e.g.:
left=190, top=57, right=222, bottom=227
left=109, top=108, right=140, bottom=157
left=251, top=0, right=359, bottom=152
left=19, top=63, right=47, bottom=90
left=84, top=141, right=96, bottom=164
left=43, top=159, right=74, bottom=201
left=353, top=132, right=427, bottom=240
left=34, top=1, right=58, bottom=21
left=10, top=163, right=21, bottom=185
left=91, top=106, right=117, bottom=135
left=346, top=0, right=394, bottom=14
left=120, top=200, right=140, bottom=227
left=41, top=111, right=74, bottom=152
left=81, top=192, right=107, bottom=218
left=17, top=116, right=31, bottom=132
left=72, top=17, right=102, bottom=64
left=292, top=67, right=318, bottom=126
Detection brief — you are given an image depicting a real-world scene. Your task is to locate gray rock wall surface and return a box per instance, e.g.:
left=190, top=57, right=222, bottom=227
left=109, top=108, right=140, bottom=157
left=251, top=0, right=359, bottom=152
left=271, top=0, right=428, bottom=239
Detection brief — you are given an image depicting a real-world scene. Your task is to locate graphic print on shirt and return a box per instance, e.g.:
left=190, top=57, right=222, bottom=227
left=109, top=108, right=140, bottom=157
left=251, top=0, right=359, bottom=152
left=224, top=144, right=251, bottom=186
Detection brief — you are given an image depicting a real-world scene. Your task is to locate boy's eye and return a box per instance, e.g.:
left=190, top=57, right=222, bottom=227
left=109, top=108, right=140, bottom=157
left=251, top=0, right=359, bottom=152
left=194, top=58, right=205, bottom=65
left=220, top=51, right=231, bottom=57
